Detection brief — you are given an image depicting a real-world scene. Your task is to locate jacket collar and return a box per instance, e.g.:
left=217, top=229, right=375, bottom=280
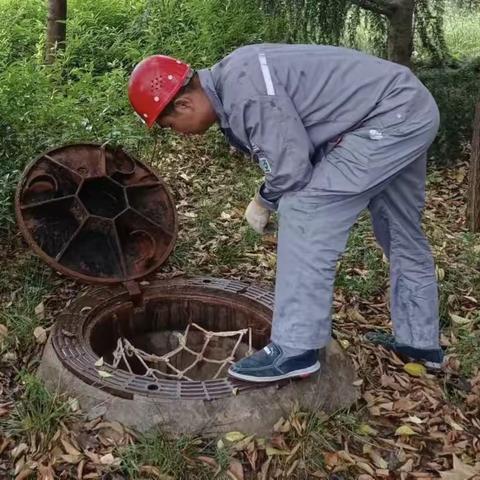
left=197, top=68, right=229, bottom=130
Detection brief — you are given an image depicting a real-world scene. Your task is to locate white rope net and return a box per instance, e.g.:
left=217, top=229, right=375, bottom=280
left=111, top=322, right=253, bottom=381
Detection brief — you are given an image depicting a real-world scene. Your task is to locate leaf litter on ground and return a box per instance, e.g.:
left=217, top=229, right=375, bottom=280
left=0, top=137, right=479, bottom=479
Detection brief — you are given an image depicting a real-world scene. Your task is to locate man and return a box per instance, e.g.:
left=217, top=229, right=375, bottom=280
left=128, top=44, right=444, bottom=383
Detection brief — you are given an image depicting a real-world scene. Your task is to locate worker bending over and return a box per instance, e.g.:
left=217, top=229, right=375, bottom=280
left=128, top=44, right=443, bottom=383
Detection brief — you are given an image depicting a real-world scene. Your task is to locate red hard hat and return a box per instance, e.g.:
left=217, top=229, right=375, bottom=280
left=128, top=55, right=191, bottom=128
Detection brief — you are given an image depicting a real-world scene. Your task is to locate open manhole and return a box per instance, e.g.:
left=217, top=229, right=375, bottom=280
left=16, top=143, right=359, bottom=435
left=52, top=277, right=274, bottom=400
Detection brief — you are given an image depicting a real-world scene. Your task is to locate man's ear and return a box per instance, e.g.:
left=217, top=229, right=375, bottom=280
left=173, top=95, right=193, bottom=112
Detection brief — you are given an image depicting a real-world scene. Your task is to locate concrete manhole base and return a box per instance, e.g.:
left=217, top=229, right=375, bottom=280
left=39, top=338, right=359, bottom=437
left=37, top=277, right=360, bottom=436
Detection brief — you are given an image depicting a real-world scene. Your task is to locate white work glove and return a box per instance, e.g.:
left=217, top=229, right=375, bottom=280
left=245, top=195, right=270, bottom=234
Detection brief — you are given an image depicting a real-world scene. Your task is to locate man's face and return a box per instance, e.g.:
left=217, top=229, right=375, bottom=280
left=156, top=92, right=216, bottom=135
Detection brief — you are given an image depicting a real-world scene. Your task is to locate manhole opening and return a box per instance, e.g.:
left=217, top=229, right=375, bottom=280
left=79, top=177, right=126, bottom=218
left=89, top=297, right=267, bottom=382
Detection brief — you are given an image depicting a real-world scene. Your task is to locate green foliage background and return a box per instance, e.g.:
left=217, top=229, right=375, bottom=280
left=0, top=0, right=285, bottom=236
left=0, top=0, right=479, bottom=237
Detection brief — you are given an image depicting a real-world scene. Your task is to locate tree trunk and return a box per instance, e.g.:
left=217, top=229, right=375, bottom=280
left=46, top=0, right=67, bottom=64
left=386, top=0, right=415, bottom=66
left=467, top=103, right=480, bottom=233
left=350, top=0, right=415, bottom=66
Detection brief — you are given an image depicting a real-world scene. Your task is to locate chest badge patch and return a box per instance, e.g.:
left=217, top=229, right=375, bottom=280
left=251, top=144, right=272, bottom=174
left=258, top=156, right=272, bottom=174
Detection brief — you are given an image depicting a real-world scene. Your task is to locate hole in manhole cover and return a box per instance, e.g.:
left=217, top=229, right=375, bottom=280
left=79, top=177, right=126, bottom=218
left=94, top=320, right=253, bottom=381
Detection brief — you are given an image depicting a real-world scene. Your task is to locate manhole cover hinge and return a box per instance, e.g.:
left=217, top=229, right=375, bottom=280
left=124, top=280, right=143, bottom=307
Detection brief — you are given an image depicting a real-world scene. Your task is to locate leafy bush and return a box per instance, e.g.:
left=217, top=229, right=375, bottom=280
left=0, top=0, right=45, bottom=69
left=0, top=0, right=478, bottom=237
left=0, top=0, right=283, bottom=238
left=418, top=58, right=480, bottom=164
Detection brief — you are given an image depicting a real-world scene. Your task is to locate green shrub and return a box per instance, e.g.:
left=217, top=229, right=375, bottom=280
left=0, top=0, right=478, bottom=238
left=418, top=58, right=480, bottom=164
left=0, top=0, right=285, bottom=238
left=0, top=0, right=45, bottom=69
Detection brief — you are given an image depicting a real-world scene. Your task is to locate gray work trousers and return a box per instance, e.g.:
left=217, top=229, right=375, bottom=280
left=271, top=102, right=441, bottom=351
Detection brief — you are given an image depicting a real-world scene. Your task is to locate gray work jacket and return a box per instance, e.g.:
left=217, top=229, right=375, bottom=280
left=198, top=43, right=431, bottom=210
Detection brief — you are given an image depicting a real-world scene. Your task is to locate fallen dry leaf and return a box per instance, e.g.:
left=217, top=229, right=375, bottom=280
left=228, top=458, right=244, bottom=480
left=37, top=464, right=55, bottom=480
left=367, top=448, right=389, bottom=469
left=67, top=397, right=79, bottom=412
left=0, top=323, right=8, bottom=342
left=407, top=415, right=425, bottom=425
left=357, top=461, right=375, bottom=475
left=60, top=453, right=81, bottom=464
left=358, top=423, right=379, bottom=436
left=15, top=467, right=34, bottom=480
left=324, top=452, right=339, bottom=468
left=11, top=443, right=28, bottom=459
left=225, top=431, right=245, bottom=443
left=34, top=302, right=45, bottom=319
left=265, top=446, right=289, bottom=456
left=197, top=455, right=218, bottom=468
left=99, top=453, right=116, bottom=465
left=439, top=455, right=480, bottom=480
left=139, top=465, right=174, bottom=479
left=395, top=425, right=417, bottom=436
left=403, top=363, right=426, bottom=377
left=33, top=326, right=47, bottom=344
left=61, top=438, right=81, bottom=457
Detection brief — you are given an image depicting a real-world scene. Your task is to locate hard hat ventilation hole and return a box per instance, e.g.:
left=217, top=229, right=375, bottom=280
left=150, top=77, right=164, bottom=93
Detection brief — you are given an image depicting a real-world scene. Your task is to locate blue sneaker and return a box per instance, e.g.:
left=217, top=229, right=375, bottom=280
left=365, top=331, right=444, bottom=370
left=228, top=343, right=321, bottom=383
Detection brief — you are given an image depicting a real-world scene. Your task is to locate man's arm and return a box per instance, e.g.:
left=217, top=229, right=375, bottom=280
left=229, top=94, right=314, bottom=210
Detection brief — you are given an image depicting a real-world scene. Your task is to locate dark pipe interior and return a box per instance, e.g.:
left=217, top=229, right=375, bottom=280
left=89, top=296, right=269, bottom=381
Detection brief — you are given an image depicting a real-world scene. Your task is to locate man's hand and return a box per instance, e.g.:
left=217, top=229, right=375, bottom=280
left=245, top=195, right=270, bottom=234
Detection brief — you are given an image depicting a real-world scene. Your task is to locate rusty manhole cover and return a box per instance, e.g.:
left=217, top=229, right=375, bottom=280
left=15, top=143, right=177, bottom=284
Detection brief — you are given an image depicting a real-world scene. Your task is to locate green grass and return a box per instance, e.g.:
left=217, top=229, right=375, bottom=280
left=270, top=408, right=365, bottom=478
left=2, top=373, right=75, bottom=447
left=436, top=233, right=480, bottom=328
left=120, top=431, right=213, bottom=480
left=0, top=256, right=52, bottom=352
left=455, top=327, right=480, bottom=377
left=444, top=8, right=480, bottom=59
left=336, top=215, right=388, bottom=300
left=450, top=309, right=480, bottom=377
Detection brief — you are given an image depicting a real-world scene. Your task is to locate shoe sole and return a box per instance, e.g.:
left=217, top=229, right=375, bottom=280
left=228, top=361, right=321, bottom=383
left=419, top=360, right=443, bottom=371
